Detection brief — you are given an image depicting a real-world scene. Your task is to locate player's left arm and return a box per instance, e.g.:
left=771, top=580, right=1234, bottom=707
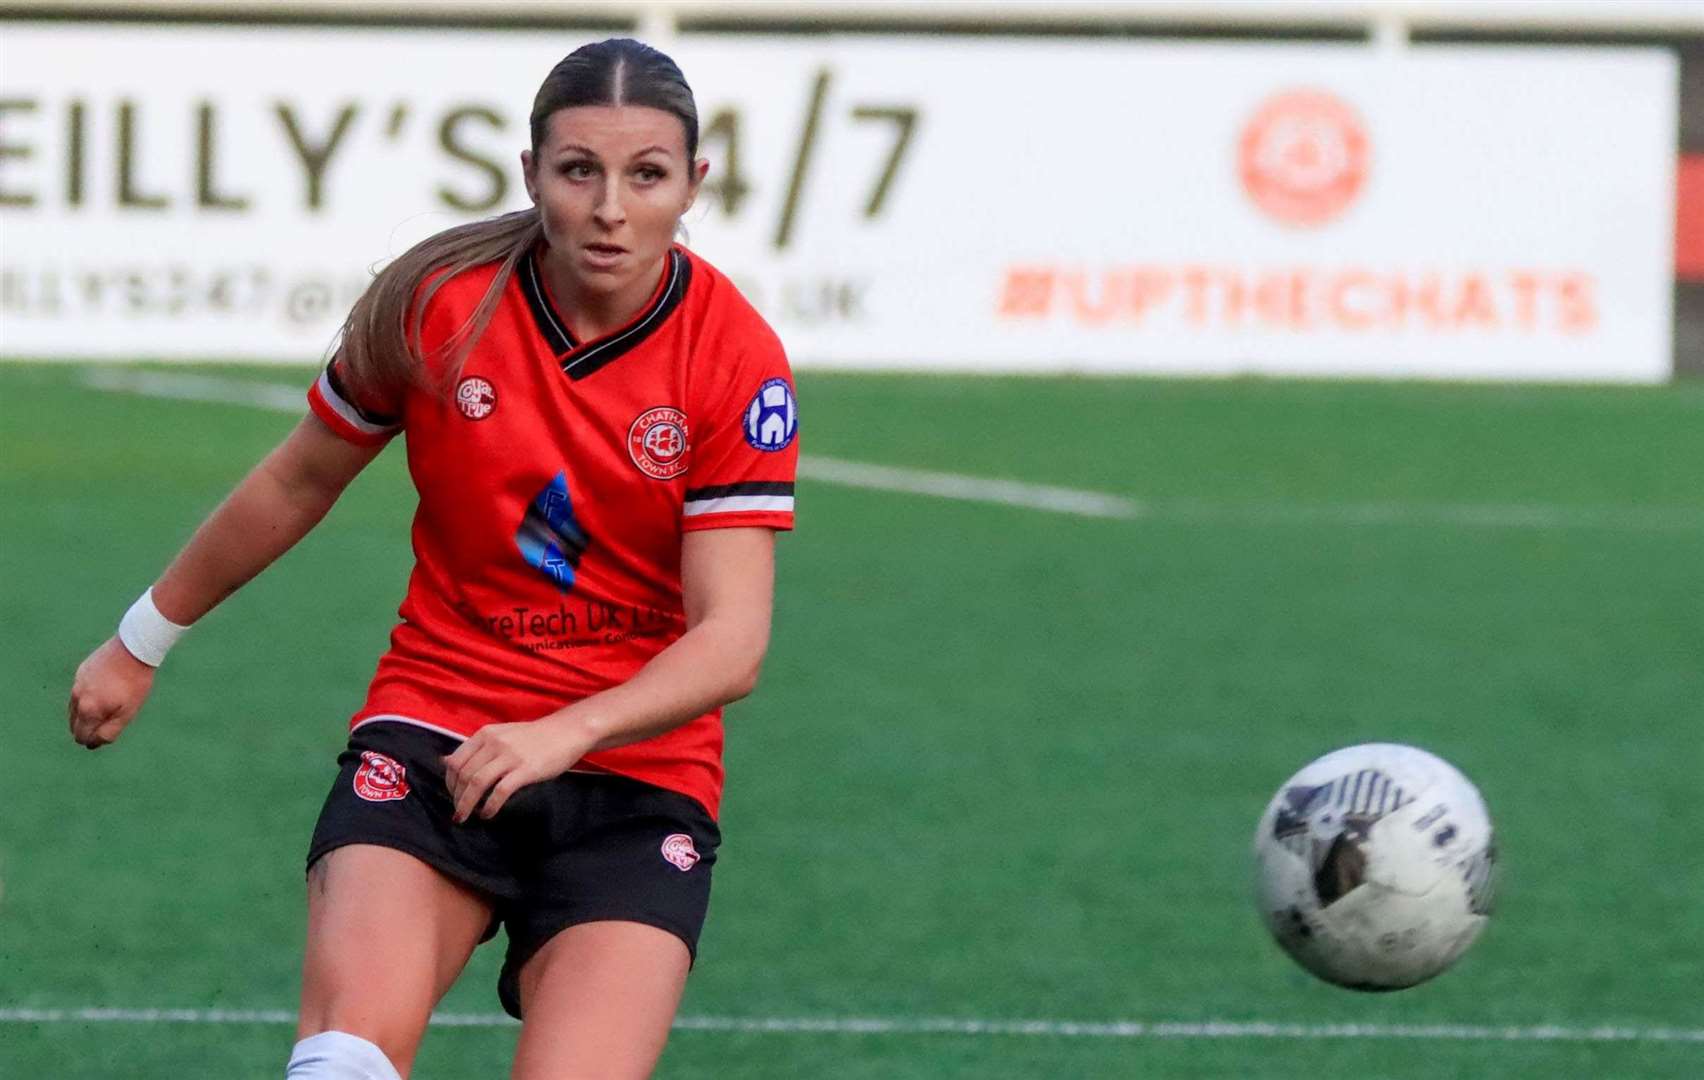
left=444, top=527, right=775, bottom=822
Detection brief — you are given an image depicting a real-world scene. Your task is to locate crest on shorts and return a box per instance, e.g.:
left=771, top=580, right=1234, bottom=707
left=456, top=376, right=497, bottom=420
left=661, top=833, right=701, bottom=872
left=353, top=751, right=410, bottom=802
left=628, top=407, right=689, bottom=480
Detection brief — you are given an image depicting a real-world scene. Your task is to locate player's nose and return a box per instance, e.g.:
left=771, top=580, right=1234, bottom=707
left=593, top=181, right=626, bottom=227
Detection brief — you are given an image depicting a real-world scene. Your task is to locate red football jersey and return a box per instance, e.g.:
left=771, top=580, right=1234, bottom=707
left=307, top=245, right=798, bottom=817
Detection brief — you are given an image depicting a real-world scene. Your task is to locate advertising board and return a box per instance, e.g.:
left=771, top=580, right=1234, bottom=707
left=0, top=27, right=1678, bottom=380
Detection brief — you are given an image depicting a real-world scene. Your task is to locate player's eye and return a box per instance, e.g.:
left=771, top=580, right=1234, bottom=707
left=559, top=160, right=596, bottom=179
left=634, top=164, right=666, bottom=183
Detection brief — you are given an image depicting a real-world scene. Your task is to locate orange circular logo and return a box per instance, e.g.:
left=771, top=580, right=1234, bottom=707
left=1238, top=89, right=1369, bottom=227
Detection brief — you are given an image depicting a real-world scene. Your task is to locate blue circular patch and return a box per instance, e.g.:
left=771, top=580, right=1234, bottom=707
left=743, top=378, right=798, bottom=452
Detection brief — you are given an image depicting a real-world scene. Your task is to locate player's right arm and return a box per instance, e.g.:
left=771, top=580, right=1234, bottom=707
left=67, top=412, right=386, bottom=749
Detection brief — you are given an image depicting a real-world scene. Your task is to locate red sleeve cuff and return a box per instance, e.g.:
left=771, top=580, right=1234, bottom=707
left=308, top=370, right=400, bottom=446
left=681, top=512, right=795, bottom=532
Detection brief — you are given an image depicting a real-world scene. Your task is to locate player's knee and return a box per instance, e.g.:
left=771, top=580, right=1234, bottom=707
left=285, top=1030, right=404, bottom=1080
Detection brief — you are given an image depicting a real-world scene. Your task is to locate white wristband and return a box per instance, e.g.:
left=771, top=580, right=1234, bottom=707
left=117, top=588, right=191, bottom=667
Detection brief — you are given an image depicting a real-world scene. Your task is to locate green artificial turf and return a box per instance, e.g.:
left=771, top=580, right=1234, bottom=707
left=2, top=363, right=1700, bottom=1077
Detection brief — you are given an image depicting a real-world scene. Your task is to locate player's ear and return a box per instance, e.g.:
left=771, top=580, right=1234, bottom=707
left=521, top=149, right=539, bottom=204
left=682, top=157, right=709, bottom=213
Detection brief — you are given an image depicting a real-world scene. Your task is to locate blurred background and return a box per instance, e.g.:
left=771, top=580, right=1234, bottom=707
left=2, top=2, right=1701, bottom=1078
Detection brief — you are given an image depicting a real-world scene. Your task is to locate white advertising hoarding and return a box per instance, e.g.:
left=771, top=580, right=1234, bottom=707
left=0, top=26, right=1678, bottom=381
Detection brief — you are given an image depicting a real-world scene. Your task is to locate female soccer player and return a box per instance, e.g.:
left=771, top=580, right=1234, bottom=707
left=65, top=38, right=797, bottom=1080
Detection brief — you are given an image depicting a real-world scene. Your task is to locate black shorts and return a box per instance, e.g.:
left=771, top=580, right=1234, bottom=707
left=306, top=720, right=721, bottom=1019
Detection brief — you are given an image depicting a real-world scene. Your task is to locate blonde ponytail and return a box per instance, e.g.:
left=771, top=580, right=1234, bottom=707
left=337, top=208, right=542, bottom=402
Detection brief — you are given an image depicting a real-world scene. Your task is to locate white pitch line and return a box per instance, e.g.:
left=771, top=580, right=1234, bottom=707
left=1153, top=497, right=1704, bottom=533
left=796, top=455, right=1139, bottom=519
left=77, top=369, right=1137, bottom=520
left=2, top=1008, right=1701, bottom=1044
left=82, top=367, right=307, bottom=412
left=76, top=368, right=1703, bottom=530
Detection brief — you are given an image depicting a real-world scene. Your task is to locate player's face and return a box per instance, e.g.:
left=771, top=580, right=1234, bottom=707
left=523, top=105, right=706, bottom=303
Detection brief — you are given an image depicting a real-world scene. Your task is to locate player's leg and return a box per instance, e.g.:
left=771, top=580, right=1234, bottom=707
left=508, top=920, right=691, bottom=1080
left=291, top=844, right=495, bottom=1079
left=496, top=772, right=720, bottom=1078
left=292, top=721, right=517, bottom=1077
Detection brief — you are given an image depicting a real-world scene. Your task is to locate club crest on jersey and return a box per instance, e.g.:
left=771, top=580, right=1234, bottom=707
left=456, top=376, right=497, bottom=420
left=627, top=407, right=690, bottom=480
left=661, top=833, right=701, bottom=871
left=743, top=379, right=797, bottom=452
left=352, top=751, right=410, bottom=802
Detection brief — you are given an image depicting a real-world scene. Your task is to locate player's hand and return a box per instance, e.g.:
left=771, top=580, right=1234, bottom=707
left=443, top=720, right=591, bottom=823
left=68, top=636, right=157, bottom=749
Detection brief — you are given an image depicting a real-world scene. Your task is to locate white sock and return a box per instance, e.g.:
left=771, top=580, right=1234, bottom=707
left=285, top=1031, right=403, bottom=1080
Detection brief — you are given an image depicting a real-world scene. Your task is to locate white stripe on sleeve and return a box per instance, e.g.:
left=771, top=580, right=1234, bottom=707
left=315, top=370, right=397, bottom=437
left=682, top=494, right=796, bottom=517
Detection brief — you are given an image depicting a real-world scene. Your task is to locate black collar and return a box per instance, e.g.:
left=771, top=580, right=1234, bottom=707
left=518, top=247, right=691, bottom=381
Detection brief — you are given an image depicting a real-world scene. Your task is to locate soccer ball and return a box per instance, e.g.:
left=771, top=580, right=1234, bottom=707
left=1252, top=743, right=1496, bottom=990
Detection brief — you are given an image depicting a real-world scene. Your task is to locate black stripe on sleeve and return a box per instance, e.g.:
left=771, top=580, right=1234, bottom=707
left=325, top=360, right=400, bottom=427
left=683, top=481, right=796, bottom=501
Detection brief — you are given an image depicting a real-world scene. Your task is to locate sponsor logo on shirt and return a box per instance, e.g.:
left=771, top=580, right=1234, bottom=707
left=515, top=472, right=591, bottom=593
left=627, top=406, right=690, bottom=480
left=743, top=379, right=797, bottom=452
left=455, top=376, right=497, bottom=420
left=661, top=833, right=701, bottom=871
left=353, top=751, right=410, bottom=802
left=455, top=597, right=680, bottom=653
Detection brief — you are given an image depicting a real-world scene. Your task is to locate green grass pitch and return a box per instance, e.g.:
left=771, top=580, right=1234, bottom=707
left=2, top=362, right=1701, bottom=1078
